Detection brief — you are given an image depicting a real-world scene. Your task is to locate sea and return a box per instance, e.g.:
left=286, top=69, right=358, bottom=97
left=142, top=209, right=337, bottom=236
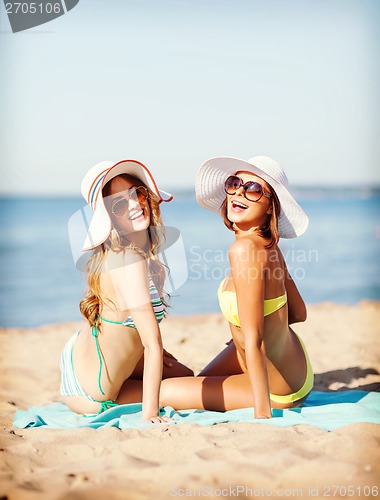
left=1, top=188, right=379, bottom=328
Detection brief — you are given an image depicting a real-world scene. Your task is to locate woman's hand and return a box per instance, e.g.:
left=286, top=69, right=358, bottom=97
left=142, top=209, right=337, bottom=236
left=163, top=349, right=178, bottom=367
left=143, top=415, right=173, bottom=424
left=255, top=413, right=272, bottom=419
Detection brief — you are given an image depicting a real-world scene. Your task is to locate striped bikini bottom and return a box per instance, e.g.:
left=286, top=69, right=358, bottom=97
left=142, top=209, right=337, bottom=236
left=60, top=332, right=117, bottom=415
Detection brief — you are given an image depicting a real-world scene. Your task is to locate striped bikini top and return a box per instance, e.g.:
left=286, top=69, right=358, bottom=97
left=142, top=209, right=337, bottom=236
left=99, top=275, right=165, bottom=329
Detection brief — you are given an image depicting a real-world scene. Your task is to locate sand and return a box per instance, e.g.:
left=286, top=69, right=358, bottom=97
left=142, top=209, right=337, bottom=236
left=0, top=302, right=379, bottom=500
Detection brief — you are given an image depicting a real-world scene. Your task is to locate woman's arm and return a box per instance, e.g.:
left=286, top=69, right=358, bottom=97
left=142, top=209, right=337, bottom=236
left=229, top=239, right=272, bottom=419
left=108, top=250, right=164, bottom=421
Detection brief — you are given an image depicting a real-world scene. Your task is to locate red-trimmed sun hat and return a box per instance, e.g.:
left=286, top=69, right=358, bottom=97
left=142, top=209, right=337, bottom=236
left=81, top=159, right=173, bottom=251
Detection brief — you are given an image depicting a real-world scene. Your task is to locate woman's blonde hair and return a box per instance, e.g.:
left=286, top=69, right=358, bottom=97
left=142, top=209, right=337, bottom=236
left=220, top=184, right=281, bottom=248
left=79, top=174, right=168, bottom=330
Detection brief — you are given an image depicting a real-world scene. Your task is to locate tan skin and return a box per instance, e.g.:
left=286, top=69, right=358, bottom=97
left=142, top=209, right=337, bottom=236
left=61, top=176, right=193, bottom=422
left=150, top=171, right=310, bottom=418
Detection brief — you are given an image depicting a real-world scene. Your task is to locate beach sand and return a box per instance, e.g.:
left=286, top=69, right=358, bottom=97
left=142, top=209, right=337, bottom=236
left=0, top=302, right=379, bottom=500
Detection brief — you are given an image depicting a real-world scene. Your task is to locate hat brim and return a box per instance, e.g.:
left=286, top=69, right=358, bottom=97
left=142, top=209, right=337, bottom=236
left=82, top=160, right=173, bottom=251
left=102, top=160, right=173, bottom=204
left=195, top=156, right=308, bottom=239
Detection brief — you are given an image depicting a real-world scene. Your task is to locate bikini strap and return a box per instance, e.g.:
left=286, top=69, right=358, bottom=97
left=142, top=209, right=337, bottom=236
left=91, top=325, right=106, bottom=396
left=83, top=399, right=119, bottom=418
left=90, top=316, right=123, bottom=397
left=99, top=315, right=124, bottom=325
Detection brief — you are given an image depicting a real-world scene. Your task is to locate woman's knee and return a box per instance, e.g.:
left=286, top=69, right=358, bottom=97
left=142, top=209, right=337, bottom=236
left=159, top=376, right=195, bottom=408
left=162, top=361, right=194, bottom=379
left=159, top=378, right=174, bottom=407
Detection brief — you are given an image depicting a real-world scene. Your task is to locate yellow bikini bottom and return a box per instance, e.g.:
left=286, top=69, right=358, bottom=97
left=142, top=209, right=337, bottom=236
left=270, top=334, right=314, bottom=404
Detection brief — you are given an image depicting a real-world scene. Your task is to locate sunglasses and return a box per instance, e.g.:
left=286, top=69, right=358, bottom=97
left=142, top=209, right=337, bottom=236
left=224, top=175, right=272, bottom=202
left=111, top=186, right=148, bottom=217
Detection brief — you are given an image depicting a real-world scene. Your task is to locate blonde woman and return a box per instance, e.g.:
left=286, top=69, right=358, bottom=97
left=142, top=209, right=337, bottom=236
left=160, top=156, right=313, bottom=419
left=60, top=160, right=192, bottom=422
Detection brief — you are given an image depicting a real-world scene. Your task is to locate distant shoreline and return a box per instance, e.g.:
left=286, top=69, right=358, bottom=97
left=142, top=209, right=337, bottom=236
left=1, top=300, right=379, bottom=331
left=1, top=185, right=380, bottom=199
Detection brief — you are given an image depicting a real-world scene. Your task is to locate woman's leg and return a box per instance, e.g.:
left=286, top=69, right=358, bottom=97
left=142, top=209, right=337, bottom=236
left=115, top=372, right=306, bottom=410
left=159, top=373, right=253, bottom=411
left=115, top=374, right=252, bottom=410
left=162, top=357, right=194, bottom=378
left=159, top=372, right=306, bottom=411
left=115, top=378, right=143, bottom=405
left=129, top=353, right=194, bottom=380
left=116, top=347, right=250, bottom=410
left=198, top=340, right=245, bottom=376
left=115, top=350, right=194, bottom=405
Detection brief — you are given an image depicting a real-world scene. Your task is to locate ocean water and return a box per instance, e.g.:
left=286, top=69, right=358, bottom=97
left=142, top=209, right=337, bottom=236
left=1, top=189, right=379, bottom=327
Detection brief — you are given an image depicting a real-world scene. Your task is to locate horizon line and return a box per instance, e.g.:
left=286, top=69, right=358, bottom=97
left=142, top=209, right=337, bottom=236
left=1, top=184, right=380, bottom=199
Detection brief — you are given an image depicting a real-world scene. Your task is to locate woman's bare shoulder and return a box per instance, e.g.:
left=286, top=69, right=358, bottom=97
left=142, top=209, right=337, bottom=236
left=104, top=247, right=145, bottom=272
left=228, top=236, right=268, bottom=263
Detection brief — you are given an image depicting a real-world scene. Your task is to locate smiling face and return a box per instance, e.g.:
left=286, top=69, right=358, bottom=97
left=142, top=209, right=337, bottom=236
left=104, top=174, right=151, bottom=236
left=226, top=171, right=273, bottom=232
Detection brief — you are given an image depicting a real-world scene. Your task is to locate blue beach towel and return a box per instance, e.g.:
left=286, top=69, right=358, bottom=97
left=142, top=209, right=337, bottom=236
left=12, top=391, right=380, bottom=431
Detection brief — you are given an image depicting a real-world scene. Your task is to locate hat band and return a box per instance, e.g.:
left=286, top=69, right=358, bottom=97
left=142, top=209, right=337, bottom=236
left=88, top=168, right=109, bottom=210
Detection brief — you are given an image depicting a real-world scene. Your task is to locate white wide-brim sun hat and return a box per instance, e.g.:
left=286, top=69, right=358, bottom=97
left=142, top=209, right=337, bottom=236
left=81, top=159, right=173, bottom=251
left=195, top=155, right=308, bottom=239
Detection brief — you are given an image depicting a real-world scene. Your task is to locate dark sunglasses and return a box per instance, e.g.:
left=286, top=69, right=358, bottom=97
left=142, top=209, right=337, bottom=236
left=111, top=186, right=148, bottom=217
left=224, top=175, right=272, bottom=202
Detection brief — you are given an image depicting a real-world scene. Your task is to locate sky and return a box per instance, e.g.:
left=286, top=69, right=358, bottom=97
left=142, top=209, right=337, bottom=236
left=1, top=0, right=379, bottom=195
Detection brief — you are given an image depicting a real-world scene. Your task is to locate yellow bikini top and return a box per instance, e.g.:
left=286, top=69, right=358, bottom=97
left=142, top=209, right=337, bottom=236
left=217, top=277, right=287, bottom=328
